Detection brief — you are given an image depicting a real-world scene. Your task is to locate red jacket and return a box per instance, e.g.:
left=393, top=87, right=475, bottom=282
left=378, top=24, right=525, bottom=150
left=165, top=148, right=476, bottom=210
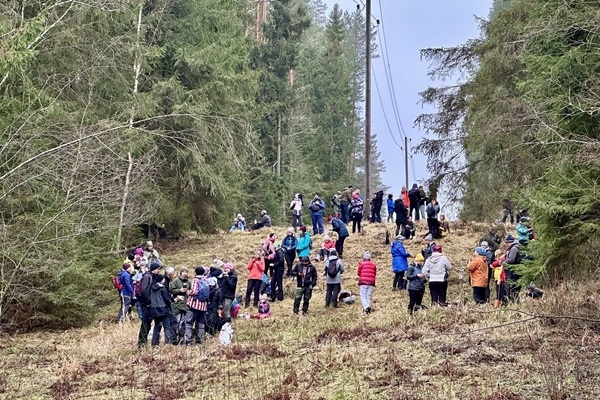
left=357, top=260, right=377, bottom=286
left=247, top=257, right=265, bottom=280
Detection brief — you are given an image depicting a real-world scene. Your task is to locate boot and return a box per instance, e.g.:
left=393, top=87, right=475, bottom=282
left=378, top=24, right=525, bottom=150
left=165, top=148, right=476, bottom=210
left=494, top=299, right=500, bottom=309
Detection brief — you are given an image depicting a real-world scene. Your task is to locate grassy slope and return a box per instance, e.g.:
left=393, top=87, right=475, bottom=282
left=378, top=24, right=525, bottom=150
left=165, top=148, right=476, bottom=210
left=1, top=222, right=599, bottom=400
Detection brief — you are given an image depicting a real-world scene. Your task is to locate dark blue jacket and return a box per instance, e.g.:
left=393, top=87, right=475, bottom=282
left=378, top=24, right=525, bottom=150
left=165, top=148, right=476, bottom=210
left=391, top=241, right=411, bottom=272
left=407, top=263, right=426, bottom=291
left=282, top=235, right=298, bottom=252
left=308, top=199, right=325, bottom=216
left=331, top=218, right=349, bottom=238
left=119, top=269, right=134, bottom=297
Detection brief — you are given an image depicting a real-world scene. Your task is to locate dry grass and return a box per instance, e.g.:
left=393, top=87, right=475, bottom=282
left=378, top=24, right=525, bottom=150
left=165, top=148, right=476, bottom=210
left=1, top=222, right=600, bottom=399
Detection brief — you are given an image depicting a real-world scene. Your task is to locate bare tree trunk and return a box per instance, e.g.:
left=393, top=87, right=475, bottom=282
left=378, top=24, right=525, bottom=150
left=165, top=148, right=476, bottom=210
left=277, top=115, right=282, bottom=177
left=115, top=152, right=134, bottom=251
left=129, top=2, right=144, bottom=128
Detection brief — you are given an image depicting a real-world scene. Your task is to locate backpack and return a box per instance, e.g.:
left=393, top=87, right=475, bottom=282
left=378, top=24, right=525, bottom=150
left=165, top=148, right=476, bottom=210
left=112, top=274, right=123, bottom=291
left=194, top=279, right=210, bottom=302
left=327, top=259, right=340, bottom=278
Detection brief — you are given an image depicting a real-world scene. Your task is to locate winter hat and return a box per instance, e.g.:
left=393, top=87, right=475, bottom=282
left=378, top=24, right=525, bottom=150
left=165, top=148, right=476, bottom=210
left=329, top=250, right=338, bottom=257
left=415, top=253, right=424, bottom=262
left=395, top=235, right=405, bottom=241
left=505, top=235, right=515, bottom=243
left=195, top=266, right=205, bottom=276
left=300, top=226, right=307, bottom=233
left=139, top=259, right=148, bottom=268
left=122, top=263, right=132, bottom=271
left=324, top=234, right=330, bottom=241
left=153, top=274, right=164, bottom=283
left=207, top=277, right=217, bottom=287
left=261, top=210, right=267, bottom=215
left=363, top=251, right=371, bottom=260
left=146, top=241, right=153, bottom=248
left=213, top=259, right=225, bottom=268
left=520, top=217, right=527, bottom=223
left=150, top=262, right=161, bottom=272
left=475, top=247, right=486, bottom=257
left=480, top=241, right=489, bottom=249
left=237, top=213, right=242, bottom=218
left=134, top=247, right=143, bottom=256
left=224, top=262, right=234, bottom=271
left=287, top=227, right=294, bottom=234
left=301, top=256, right=310, bottom=263
left=424, top=234, right=433, bottom=242
left=433, top=245, right=442, bottom=253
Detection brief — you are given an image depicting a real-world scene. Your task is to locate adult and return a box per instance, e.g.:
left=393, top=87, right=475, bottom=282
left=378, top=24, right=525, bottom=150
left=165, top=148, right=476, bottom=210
left=296, top=226, right=312, bottom=259
left=116, top=263, right=134, bottom=323
left=270, top=244, right=285, bottom=302
left=150, top=273, right=172, bottom=346
left=370, top=189, right=384, bottom=223
left=426, top=199, right=441, bottom=239
left=422, top=245, right=452, bottom=306
left=184, top=267, right=209, bottom=345
left=421, top=233, right=435, bottom=261
left=357, top=251, right=377, bottom=314
left=391, top=235, right=411, bottom=290
left=308, top=193, right=326, bottom=235
left=230, top=214, right=246, bottom=232
left=393, top=195, right=408, bottom=237
left=408, top=184, right=421, bottom=221
left=324, top=250, right=344, bottom=308
left=331, top=192, right=342, bottom=218
left=330, top=217, right=349, bottom=258
left=144, top=241, right=163, bottom=267
left=137, top=262, right=161, bottom=347
left=291, top=256, right=317, bottom=315
left=401, top=186, right=410, bottom=207
left=220, top=263, right=237, bottom=321
left=289, top=194, right=304, bottom=232
left=340, top=185, right=353, bottom=223
left=439, top=214, right=451, bottom=233
left=164, top=266, right=177, bottom=341
left=250, top=210, right=272, bottom=230
left=516, top=218, right=533, bottom=245
left=502, top=198, right=514, bottom=224
left=245, top=251, right=265, bottom=308
left=468, top=247, right=489, bottom=304
left=386, top=194, right=395, bottom=222
left=262, top=233, right=276, bottom=277
left=281, top=228, right=298, bottom=276
left=481, top=241, right=495, bottom=302
left=205, top=278, right=223, bottom=336
left=481, top=228, right=501, bottom=253
left=404, top=217, right=416, bottom=240
left=350, top=190, right=364, bottom=234
left=504, top=235, right=523, bottom=301
left=169, top=268, right=190, bottom=345
left=418, top=185, right=428, bottom=219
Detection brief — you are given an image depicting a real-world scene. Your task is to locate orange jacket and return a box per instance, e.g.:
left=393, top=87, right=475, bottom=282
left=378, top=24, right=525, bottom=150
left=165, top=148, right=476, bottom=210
left=401, top=191, right=410, bottom=207
left=467, top=255, right=489, bottom=288
left=247, top=257, right=265, bottom=280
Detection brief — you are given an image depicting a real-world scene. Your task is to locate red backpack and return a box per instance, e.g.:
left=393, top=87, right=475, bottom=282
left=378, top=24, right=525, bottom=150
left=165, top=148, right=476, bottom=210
left=112, top=274, right=123, bottom=291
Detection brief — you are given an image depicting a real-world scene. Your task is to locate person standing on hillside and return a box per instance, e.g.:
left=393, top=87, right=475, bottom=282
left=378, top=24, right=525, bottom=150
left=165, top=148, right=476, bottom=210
left=391, top=235, right=412, bottom=291
left=291, top=256, right=317, bottom=315
left=184, top=267, right=209, bottom=345
left=406, top=254, right=427, bottom=314
left=289, top=194, right=304, bottom=232
left=422, top=245, right=452, bottom=306
left=331, top=192, right=342, bottom=219
left=330, top=217, right=349, bottom=258
left=270, top=243, right=285, bottom=302
left=357, top=251, right=377, bottom=314
left=394, top=195, right=408, bottom=237
left=245, top=251, right=265, bottom=308
left=308, top=193, right=326, bottom=235
left=408, top=184, right=421, bottom=221
left=144, top=241, right=163, bottom=268
left=386, top=194, right=395, bottom=222
left=340, top=186, right=353, bottom=223
left=138, top=262, right=161, bottom=347
left=169, top=268, right=190, bottom=345
left=502, top=198, right=514, bottom=224
left=426, top=199, right=441, bottom=239
left=350, top=190, right=364, bottom=234
left=468, top=247, right=489, bottom=304
left=418, top=185, right=428, bottom=219
left=370, top=189, right=384, bottom=223
left=296, top=226, right=312, bottom=259
left=150, top=273, right=173, bottom=346
left=516, top=217, right=533, bottom=245
left=116, top=263, right=134, bottom=323
left=262, top=233, right=276, bottom=277
left=220, top=263, right=237, bottom=321
left=401, top=186, right=410, bottom=208
left=324, top=250, right=344, bottom=308
left=421, top=234, right=435, bottom=261
left=282, top=228, right=298, bottom=276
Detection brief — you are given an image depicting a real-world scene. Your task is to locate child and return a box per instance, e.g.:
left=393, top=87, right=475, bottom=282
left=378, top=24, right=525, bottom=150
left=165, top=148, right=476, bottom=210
left=318, top=235, right=336, bottom=261
left=406, top=254, right=427, bottom=314
left=404, top=217, right=416, bottom=240
left=491, top=249, right=507, bottom=308
left=386, top=194, right=395, bottom=222
left=250, top=294, right=271, bottom=319
left=526, top=282, right=544, bottom=299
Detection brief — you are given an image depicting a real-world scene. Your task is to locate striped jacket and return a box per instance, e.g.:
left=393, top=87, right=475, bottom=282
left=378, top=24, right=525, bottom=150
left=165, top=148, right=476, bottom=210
left=186, top=276, right=208, bottom=311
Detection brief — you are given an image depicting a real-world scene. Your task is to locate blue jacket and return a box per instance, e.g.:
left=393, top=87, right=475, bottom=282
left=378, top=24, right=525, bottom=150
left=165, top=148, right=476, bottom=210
left=516, top=223, right=530, bottom=242
left=308, top=199, right=325, bottom=216
left=407, top=263, right=426, bottom=291
left=282, top=234, right=298, bottom=252
left=119, top=269, right=134, bottom=296
left=391, top=241, right=411, bottom=272
left=297, top=232, right=312, bottom=257
left=387, top=198, right=394, bottom=213
left=331, top=218, right=349, bottom=238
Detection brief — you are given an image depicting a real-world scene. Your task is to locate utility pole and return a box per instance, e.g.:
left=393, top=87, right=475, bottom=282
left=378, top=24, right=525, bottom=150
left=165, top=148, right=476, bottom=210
left=405, top=136, right=409, bottom=189
left=365, top=0, right=372, bottom=215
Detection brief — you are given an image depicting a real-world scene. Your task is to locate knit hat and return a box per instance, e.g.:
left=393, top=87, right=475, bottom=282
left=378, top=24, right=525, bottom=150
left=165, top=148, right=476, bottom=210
left=152, top=273, right=164, bottom=283
left=224, top=262, right=234, bottom=271
left=415, top=253, right=424, bottom=262
left=475, top=247, right=486, bottom=257
left=424, top=234, right=433, bottom=242
left=433, top=245, right=442, bottom=253
left=324, top=235, right=330, bottom=241
left=363, top=251, right=371, bottom=260
left=134, top=247, right=143, bottom=256
left=395, top=235, right=405, bottom=241
left=301, top=256, right=310, bottom=263
left=300, top=226, right=307, bottom=233
left=122, top=263, right=132, bottom=270
left=261, top=210, right=267, bottom=215
left=150, top=262, right=161, bottom=272
left=480, top=241, right=489, bottom=249
left=207, top=277, right=217, bottom=287
left=505, top=235, right=515, bottom=243
left=287, top=227, right=294, bottom=234
left=195, top=266, right=205, bottom=276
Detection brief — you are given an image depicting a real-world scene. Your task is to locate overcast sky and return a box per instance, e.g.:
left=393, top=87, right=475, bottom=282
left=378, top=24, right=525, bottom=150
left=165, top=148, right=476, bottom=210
left=323, top=0, right=493, bottom=198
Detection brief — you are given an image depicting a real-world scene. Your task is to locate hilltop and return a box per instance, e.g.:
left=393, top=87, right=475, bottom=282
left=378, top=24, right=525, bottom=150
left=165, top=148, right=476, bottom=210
left=1, top=222, right=599, bottom=400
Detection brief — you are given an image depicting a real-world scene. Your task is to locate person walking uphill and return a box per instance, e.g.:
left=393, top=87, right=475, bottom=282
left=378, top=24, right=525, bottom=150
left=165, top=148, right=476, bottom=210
left=391, top=235, right=412, bottom=290
left=184, top=267, right=209, bottom=345
left=291, top=256, right=317, bottom=315
left=468, top=247, right=489, bottom=304
left=357, top=252, right=377, bottom=314
left=330, top=217, right=349, bottom=258
left=246, top=251, right=265, bottom=308
left=407, top=254, right=427, bottom=314
left=308, top=193, right=326, bottom=235
left=324, top=250, right=344, bottom=308
left=422, top=245, right=452, bottom=306
left=282, top=228, right=298, bottom=276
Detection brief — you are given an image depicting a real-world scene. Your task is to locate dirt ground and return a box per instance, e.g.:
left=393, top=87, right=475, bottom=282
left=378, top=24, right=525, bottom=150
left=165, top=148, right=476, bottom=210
left=1, top=221, right=599, bottom=400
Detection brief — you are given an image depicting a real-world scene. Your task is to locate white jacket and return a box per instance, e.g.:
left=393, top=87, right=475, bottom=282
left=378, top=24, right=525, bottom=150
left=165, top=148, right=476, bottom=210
left=422, top=252, right=452, bottom=282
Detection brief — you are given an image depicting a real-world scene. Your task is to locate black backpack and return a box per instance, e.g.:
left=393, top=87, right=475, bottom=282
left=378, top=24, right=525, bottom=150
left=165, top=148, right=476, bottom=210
left=326, top=259, right=339, bottom=278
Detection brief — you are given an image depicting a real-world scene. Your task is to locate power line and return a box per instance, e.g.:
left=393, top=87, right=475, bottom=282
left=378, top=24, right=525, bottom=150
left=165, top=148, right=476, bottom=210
left=372, top=66, right=403, bottom=149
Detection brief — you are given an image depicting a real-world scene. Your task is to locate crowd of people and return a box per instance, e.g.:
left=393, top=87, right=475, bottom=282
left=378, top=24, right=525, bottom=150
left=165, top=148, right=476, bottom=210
left=113, top=190, right=540, bottom=347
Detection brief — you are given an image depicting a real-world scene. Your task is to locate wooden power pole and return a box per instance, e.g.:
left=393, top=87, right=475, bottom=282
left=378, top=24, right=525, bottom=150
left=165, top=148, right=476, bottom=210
left=365, top=0, right=372, bottom=214
left=405, top=136, right=409, bottom=189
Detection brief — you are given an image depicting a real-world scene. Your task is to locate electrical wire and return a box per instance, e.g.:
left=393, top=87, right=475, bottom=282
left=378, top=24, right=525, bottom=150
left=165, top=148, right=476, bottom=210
left=372, top=66, right=403, bottom=149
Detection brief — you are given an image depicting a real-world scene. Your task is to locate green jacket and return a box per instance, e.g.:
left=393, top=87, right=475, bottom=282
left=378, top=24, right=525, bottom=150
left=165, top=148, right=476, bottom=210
left=169, top=277, right=190, bottom=313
